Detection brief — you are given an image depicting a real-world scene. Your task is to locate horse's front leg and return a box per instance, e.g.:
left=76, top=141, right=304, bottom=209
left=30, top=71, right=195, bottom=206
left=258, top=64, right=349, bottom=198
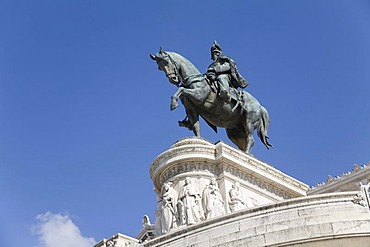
left=173, top=87, right=208, bottom=110
left=171, top=87, right=183, bottom=111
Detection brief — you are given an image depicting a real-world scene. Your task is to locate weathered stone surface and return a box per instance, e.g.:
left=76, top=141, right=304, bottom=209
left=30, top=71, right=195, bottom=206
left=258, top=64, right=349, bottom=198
left=95, top=138, right=370, bottom=247
left=94, top=233, right=140, bottom=247
left=150, top=137, right=307, bottom=199
left=308, top=162, right=370, bottom=195
left=143, top=192, right=370, bottom=247
left=150, top=137, right=309, bottom=235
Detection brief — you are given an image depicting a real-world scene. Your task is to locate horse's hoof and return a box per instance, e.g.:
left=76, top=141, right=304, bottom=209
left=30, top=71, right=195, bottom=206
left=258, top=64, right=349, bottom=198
left=170, top=103, right=178, bottom=111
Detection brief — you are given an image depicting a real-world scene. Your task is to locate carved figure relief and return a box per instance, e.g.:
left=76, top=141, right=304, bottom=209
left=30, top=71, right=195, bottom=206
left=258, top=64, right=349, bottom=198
left=229, top=181, right=246, bottom=212
left=351, top=182, right=370, bottom=210
left=154, top=182, right=179, bottom=235
left=154, top=195, right=164, bottom=235
left=352, top=192, right=366, bottom=207
left=160, top=182, right=178, bottom=233
left=178, top=177, right=204, bottom=225
left=202, top=178, right=225, bottom=219
left=142, top=215, right=151, bottom=226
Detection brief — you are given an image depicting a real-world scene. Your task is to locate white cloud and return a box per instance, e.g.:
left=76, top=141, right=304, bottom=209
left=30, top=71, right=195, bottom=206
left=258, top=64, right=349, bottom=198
left=33, top=212, right=96, bottom=247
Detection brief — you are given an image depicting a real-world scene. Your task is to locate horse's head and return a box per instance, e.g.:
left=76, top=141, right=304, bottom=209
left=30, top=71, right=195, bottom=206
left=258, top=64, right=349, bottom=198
left=150, top=48, right=181, bottom=85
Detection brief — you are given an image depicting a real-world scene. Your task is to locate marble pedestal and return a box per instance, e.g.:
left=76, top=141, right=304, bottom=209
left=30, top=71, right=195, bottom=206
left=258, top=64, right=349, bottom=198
left=150, top=137, right=308, bottom=216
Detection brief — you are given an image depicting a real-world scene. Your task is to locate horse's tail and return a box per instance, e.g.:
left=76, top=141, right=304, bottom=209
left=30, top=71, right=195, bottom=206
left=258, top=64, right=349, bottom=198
left=257, top=107, right=273, bottom=149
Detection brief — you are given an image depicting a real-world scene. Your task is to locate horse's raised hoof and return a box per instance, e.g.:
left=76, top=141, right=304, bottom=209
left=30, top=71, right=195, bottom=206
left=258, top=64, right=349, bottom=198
left=170, top=101, right=178, bottom=111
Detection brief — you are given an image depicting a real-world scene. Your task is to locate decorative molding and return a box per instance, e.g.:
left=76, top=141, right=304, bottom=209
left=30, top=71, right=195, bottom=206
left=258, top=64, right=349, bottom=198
left=150, top=145, right=215, bottom=179
left=159, top=161, right=221, bottom=185
left=352, top=192, right=366, bottom=207
left=143, top=192, right=364, bottom=247
left=154, top=159, right=296, bottom=200
left=150, top=139, right=308, bottom=195
left=309, top=162, right=370, bottom=193
left=223, top=164, right=292, bottom=199
left=217, top=142, right=308, bottom=192
left=95, top=234, right=140, bottom=247
left=357, top=182, right=370, bottom=210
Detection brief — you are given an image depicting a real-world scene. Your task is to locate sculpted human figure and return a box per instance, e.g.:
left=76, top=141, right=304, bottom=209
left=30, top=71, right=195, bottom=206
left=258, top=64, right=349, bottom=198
left=160, top=182, right=178, bottom=233
left=178, top=177, right=203, bottom=225
left=154, top=195, right=164, bottom=235
left=150, top=46, right=272, bottom=155
left=229, top=181, right=246, bottom=212
left=206, top=41, right=249, bottom=102
left=202, top=178, right=225, bottom=219
left=142, top=215, right=151, bottom=226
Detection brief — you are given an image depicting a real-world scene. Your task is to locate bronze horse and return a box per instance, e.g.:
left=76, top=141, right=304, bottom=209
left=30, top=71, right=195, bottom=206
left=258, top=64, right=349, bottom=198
left=150, top=48, right=272, bottom=154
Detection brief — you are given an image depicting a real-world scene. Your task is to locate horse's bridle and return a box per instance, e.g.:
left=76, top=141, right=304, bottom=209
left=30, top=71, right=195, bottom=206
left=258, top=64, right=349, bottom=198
left=160, top=53, right=204, bottom=88
left=166, top=54, right=183, bottom=85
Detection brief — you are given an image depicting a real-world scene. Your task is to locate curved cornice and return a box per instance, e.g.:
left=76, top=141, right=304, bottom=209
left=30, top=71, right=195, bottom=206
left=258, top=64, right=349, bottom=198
left=150, top=137, right=308, bottom=195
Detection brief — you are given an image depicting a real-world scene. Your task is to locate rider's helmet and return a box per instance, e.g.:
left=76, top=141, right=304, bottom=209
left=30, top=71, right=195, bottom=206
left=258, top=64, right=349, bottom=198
left=211, top=41, right=222, bottom=60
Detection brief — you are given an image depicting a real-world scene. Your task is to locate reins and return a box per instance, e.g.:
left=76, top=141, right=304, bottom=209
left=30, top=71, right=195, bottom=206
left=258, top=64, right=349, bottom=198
left=167, top=54, right=210, bottom=89
left=167, top=54, right=183, bottom=84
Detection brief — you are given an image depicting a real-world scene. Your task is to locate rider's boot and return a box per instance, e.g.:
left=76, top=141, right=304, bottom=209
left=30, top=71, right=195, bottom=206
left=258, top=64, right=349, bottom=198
left=218, top=78, right=231, bottom=103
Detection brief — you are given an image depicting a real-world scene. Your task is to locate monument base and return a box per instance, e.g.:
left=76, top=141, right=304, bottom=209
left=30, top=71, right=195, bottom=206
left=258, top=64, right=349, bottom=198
left=150, top=137, right=308, bottom=213
left=94, top=138, right=370, bottom=247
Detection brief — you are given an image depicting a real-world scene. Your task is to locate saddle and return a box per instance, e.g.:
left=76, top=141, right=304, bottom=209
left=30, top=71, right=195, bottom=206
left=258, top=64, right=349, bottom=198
left=184, top=74, right=245, bottom=113
left=206, top=78, right=245, bottom=112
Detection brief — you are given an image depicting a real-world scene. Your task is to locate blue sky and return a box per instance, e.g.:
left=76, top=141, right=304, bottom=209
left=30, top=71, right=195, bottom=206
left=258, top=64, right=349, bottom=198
left=1, top=1, right=369, bottom=246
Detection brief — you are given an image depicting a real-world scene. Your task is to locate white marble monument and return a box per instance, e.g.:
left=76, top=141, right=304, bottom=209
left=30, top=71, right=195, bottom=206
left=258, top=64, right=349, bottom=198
left=95, top=138, right=370, bottom=247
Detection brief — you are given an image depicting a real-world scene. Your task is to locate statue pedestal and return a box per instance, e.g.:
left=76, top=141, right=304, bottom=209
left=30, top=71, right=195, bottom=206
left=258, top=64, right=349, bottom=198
left=150, top=137, right=308, bottom=216
left=96, top=137, right=370, bottom=247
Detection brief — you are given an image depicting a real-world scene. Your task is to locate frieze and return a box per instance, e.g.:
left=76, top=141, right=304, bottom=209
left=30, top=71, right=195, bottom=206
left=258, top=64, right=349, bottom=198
left=220, top=144, right=307, bottom=191
left=159, top=161, right=221, bottom=186
left=150, top=145, right=215, bottom=178
left=150, top=139, right=307, bottom=197
left=223, top=164, right=292, bottom=199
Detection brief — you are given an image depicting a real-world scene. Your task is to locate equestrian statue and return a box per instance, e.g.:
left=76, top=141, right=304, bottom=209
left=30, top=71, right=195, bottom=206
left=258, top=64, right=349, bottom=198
left=150, top=41, right=272, bottom=155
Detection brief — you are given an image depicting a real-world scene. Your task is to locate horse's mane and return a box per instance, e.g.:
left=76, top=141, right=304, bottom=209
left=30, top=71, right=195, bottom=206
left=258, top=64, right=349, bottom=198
left=167, top=52, right=201, bottom=76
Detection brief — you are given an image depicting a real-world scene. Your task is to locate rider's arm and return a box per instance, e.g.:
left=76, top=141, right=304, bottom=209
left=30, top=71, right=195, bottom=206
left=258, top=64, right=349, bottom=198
left=213, top=61, right=231, bottom=74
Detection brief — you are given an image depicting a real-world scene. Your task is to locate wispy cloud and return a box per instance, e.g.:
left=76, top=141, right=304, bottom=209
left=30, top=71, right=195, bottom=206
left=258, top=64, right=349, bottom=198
left=33, top=212, right=96, bottom=247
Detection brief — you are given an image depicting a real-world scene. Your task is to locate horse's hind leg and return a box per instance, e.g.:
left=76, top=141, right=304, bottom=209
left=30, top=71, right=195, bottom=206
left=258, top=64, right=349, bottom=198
left=187, top=113, right=200, bottom=137
left=226, top=128, right=247, bottom=152
left=245, top=120, right=255, bottom=155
